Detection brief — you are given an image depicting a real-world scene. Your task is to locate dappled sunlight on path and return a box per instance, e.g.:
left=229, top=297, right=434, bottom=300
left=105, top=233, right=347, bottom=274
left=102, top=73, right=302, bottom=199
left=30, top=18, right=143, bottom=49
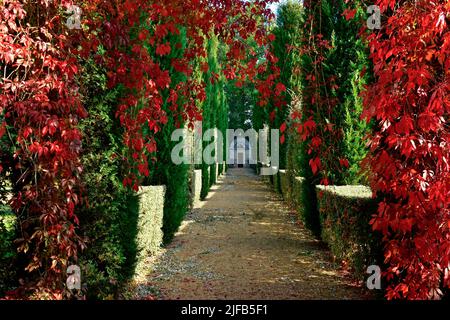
left=137, top=168, right=369, bottom=300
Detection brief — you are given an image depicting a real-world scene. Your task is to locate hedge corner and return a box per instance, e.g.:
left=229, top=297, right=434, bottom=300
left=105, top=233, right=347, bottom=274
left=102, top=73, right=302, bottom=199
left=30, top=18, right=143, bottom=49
left=134, top=185, right=166, bottom=281
left=315, top=185, right=383, bottom=280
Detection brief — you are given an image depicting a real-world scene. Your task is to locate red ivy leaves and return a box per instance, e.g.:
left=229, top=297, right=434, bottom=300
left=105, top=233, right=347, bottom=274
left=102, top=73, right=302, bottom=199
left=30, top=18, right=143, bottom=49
left=275, top=82, right=287, bottom=96
left=1, top=0, right=279, bottom=297
left=309, top=157, right=321, bottom=175
left=0, top=0, right=86, bottom=296
left=342, top=9, right=357, bottom=21
left=363, top=0, right=450, bottom=299
left=289, top=0, right=343, bottom=184
left=156, top=42, right=172, bottom=56
left=297, top=0, right=450, bottom=299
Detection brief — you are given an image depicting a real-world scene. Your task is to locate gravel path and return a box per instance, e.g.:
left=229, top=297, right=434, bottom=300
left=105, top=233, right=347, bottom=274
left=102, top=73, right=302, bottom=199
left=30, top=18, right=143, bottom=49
left=135, top=168, right=369, bottom=300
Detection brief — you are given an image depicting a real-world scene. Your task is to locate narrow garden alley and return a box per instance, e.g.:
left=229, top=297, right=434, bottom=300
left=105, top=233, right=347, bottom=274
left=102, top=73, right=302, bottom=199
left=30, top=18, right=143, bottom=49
left=136, top=168, right=369, bottom=300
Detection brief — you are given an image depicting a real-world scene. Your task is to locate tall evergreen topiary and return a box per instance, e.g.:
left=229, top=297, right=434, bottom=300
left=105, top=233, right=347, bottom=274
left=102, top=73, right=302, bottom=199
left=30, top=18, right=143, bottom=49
left=272, top=1, right=304, bottom=170
left=145, top=27, right=190, bottom=244
left=77, top=58, right=138, bottom=299
left=279, top=0, right=372, bottom=236
left=321, top=0, right=371, bottom=185
left=200, top=35, right=229, bottom=199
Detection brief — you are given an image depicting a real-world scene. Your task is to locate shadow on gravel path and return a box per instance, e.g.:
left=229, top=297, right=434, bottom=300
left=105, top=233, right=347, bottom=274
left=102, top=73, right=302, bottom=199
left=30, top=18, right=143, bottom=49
left=135, top=168, right=371, bottom=300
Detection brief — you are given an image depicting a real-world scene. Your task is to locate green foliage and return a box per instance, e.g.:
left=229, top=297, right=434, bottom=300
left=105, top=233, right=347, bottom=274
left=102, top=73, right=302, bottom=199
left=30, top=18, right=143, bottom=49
left=0, top=139, right=13, bottom=206
left=322, top=0, right=371, bottom=185
left=295, top=169, right=321, bottom=238
left=273, top=171, right=282, bottom=194
left=286, top=118, right=302, bottom=198
left=290, top=175, right=320, bottom=236
left=134, top=186, right=165, bottom=278
left=209, top=163, right=217, bottom=186
left=77, top=57, right=139, bottom=299
left=280, top=0, right=371, bottom=237
left=77, top=54, right=168, bottom=298
left=279, top=170, right=292, bottom=202
left=271, top=1, right=304, bottom=169
left=146, top=27, right=190, bottom=244
left=316, top=185, right=383, bottom=280
left=218, top=80, right=229, bottom=176
left=202, top=36, right=218, bottom=199
left=289, top=0, right=371, bottom=184
left=252, top=103, right=266, bottom=133
left=342, top=48, right=372, bottom=185
left=150, top=133, right=189, bottom=244
left=286, top=124, right=321, bottom=236
left=200, top=35, right=229, bottom=199
left=149, top=111, right=189, bottom=244
left=200, top=163, right=210, bottom=200
left=227, top=82, right=256, bottom=131
left=0, top=205, right=16, bottom=296
left=0, top=106, right=18, bottom=289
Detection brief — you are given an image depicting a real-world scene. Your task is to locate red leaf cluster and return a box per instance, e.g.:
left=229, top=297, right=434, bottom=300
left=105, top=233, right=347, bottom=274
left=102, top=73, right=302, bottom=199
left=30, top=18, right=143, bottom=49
left=0, top=0, right=279, bottom=297
left=363, top=0, right=450, bottom=299
left=0, top=0, right=86, bottom=294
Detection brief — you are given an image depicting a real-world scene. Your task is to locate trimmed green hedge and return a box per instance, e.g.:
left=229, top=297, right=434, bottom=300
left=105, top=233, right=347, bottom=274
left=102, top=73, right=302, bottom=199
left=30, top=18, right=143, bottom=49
left=79, top=185, right=165, bottom=298
left=191, top=170, right=202, bottom=206
left=291, top=177, right=305, bottom=219
left=291, top=176, right=320, bottom=237
left=270, top=1, right=303, bottom=169
left=200, top=36, right=227, bottom=201
left=146, top=26, right=190, bottom=245
left=77, top=57, right=140, bottom=299
left=279, top=170, right=292, bottom=203
left=134, top=186, right=165, bottom=282
left=201, top=165, right=211, bottom=201
left=316, top=185, right=383, bottom=279
left=0, top=205, right=16, bottom=296
left=273, top=171, right=282, bottom=194
left=78, top=56, right=168, bottom=298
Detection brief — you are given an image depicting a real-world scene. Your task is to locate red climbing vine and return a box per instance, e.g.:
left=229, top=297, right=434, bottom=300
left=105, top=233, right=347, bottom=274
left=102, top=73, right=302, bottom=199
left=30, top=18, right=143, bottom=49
left=0, top=1, right=87, bottom=297
left=363, top=0, right=450, bottom=299
left=0, top=0, right=281, bottom=298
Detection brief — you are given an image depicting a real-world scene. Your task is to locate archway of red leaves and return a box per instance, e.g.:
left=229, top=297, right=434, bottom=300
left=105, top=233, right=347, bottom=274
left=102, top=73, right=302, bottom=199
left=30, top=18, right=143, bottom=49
left=297, top=0, right=450, bottom=299
left=2, top=0, right=449, bottom=300
left=362, top=0, right=450, bottom=299
left=0, top=0, right=283, bottom=298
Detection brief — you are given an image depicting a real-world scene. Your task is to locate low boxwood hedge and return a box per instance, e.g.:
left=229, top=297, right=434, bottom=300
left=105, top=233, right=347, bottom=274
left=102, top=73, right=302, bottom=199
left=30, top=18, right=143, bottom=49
left=279, top=170, right=292, bottom=202
left=191, top=170, right=202, bottom=207
left=316, top=185, right=383, bottom=279
left=291, top=177, right=320, bottom=237
left=273, top=171, right=282, bottom=194
left=133, top=186, right=166, bottom=282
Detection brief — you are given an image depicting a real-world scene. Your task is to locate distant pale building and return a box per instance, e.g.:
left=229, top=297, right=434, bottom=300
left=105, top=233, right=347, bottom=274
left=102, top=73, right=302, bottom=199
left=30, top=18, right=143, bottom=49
left=228, top=135, right=255, bottom=168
